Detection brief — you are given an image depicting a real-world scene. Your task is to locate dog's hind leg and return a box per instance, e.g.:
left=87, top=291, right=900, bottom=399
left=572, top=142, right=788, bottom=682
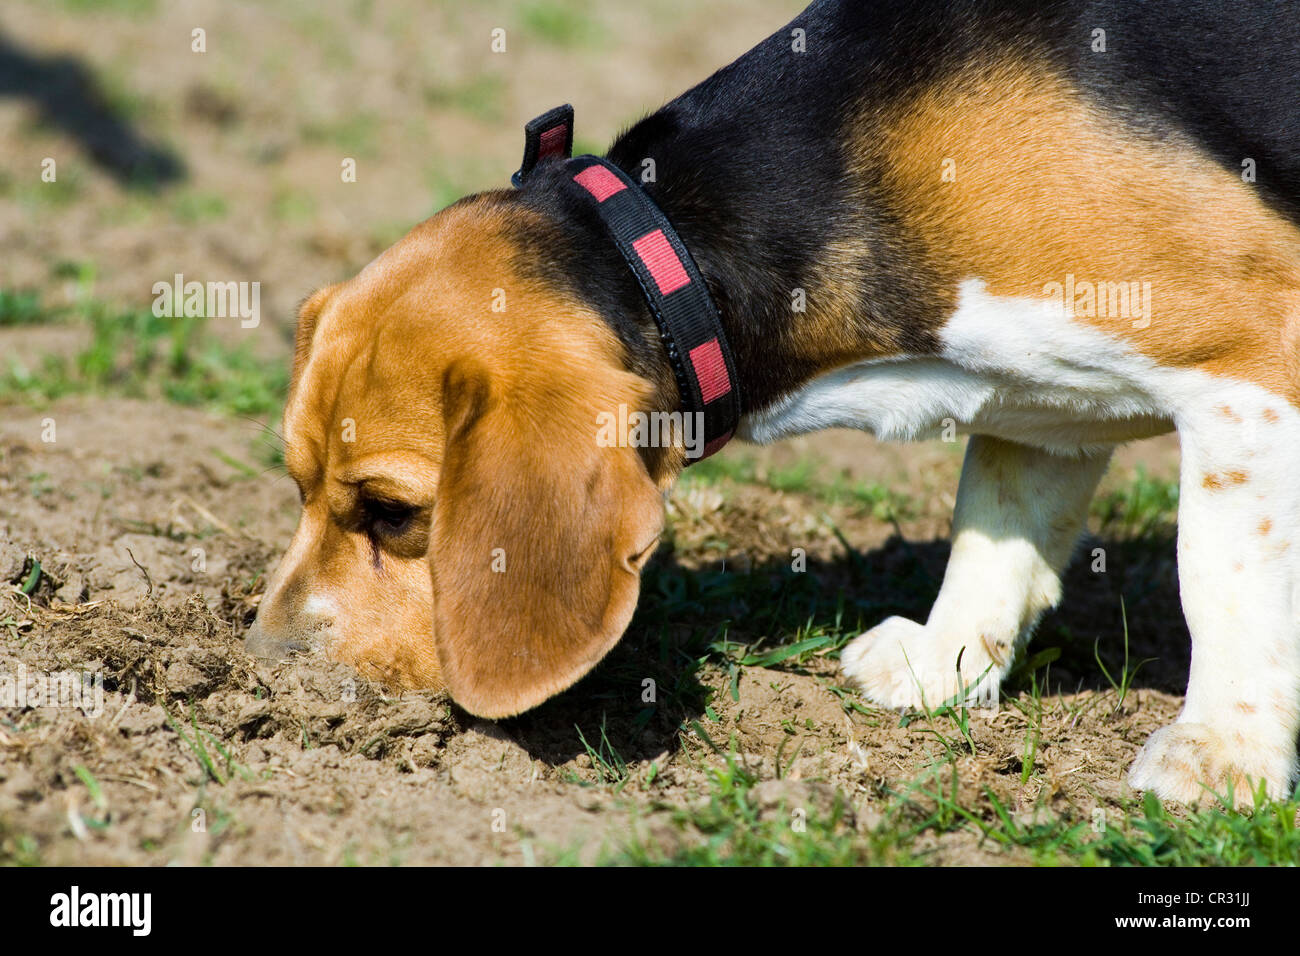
left=1128, top=392, right=1300, bottom=806
left=841, top=435, right=1110, bottom=711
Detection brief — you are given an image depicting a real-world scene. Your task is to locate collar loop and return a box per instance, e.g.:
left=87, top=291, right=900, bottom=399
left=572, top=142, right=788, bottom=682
left=513, top=106, right=740, bottom=462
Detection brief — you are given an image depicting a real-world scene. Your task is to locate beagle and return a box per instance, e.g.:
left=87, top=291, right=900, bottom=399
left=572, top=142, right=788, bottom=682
left=246, top=0, right=1300, bottom=806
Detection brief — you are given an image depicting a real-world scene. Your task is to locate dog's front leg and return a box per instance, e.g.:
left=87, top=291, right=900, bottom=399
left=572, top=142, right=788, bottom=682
left=1128, top=398, right=1300, bottom=806
left=842, top=435, right=1111, bottom=710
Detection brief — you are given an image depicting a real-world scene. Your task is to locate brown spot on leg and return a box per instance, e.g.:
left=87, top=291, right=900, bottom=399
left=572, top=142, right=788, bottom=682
left=1258, top=518, right=1273, bottom=535
left=1203, top=469, right=1250, bottom=490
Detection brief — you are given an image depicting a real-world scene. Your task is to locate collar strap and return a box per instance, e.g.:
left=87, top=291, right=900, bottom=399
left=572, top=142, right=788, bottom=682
left=513, top=105, right=740, bottom=462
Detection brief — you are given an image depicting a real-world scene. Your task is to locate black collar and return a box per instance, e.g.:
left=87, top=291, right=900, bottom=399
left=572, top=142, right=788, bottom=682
left=512, top=105, right=740, bottom=463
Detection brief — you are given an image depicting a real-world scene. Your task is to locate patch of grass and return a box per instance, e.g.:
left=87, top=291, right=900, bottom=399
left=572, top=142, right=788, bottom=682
left=172, top=190, right=229, bottom=224
left=21, top=174, right=84, bottom=209
left=899, top=663, right=991, bottom=757
left=0, top=817, right=42, bottom=865
left=45, top=0, right=158, bottom=15
left=607, top=734, right=895, bottom=865
left=5, top=162, right=84, bottom=209
left=1015, top=674, right=1046, bottom=785
left=517, top=1, right=604, bottom=48
left=919, top=776, right=1300, bottom=866
left=303, top=114, right=381, bottom=158
left=72, top=765, right=110, bottom=832
left=93, top=66, right=151, bottom=123
left=641, top=562, right=854, bottom=661
left=1092, top=466, right=1179, bottom=537
left=0, top=289, right=51, bottom=327
left=1084, top=792, right=1300, bottom=865
left=681, top=452, right=915, bottom=519
left=763, top=457, right=819, bottom=493
left=423, top=74, right=508, bottom=122
left=25, top=473, right=54, bottom=501
left=291, top=9, right=354, bottom=66
left=679, top=452, right=759, bottom=485
left=837, top=480, right=915, bottom=521
left=611, top=721, right=1300, bottom=865
left=50, top=259, right=98, bottom=292
left=271, top=186, right=317, bottom=223
left=166, top=708, right=254, bottom=786
left=0, top=292, right=288, bottom=417
left=1093, top=599, right=1152, bottom=711
left=570, top=717, right=632, bottom=791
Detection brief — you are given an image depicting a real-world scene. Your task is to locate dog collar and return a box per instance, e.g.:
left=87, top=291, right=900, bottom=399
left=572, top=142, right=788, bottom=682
left=513, top=105, right=740, bottom=463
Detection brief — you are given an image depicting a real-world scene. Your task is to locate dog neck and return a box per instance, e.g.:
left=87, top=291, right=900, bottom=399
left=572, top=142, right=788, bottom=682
left=512, top=3, right=969, bottom=426
left=596, top=20, right=956, bottom=421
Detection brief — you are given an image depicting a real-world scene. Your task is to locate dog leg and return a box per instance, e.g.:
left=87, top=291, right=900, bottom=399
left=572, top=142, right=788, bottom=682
left=1128, top=396, right=1300, bottom=806
left=842, top=435, right=1111, bottom=710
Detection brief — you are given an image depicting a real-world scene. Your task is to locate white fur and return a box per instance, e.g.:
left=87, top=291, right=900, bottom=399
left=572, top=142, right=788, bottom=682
left=840, top=436, right=1112, bottom=712
left=302, top=593, right=340, bottom=619
left=739, top=280, right=1173, bottom=453
left=746, top=279, right=1300, bottom=803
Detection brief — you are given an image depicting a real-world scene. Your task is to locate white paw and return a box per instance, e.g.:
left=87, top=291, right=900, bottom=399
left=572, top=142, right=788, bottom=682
left=840, top=615, right=1004, bottom=711
left=1128, top=722, right=1297, bottom=808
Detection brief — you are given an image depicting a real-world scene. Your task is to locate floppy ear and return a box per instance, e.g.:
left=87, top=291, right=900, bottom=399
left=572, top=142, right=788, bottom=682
left=290, top=285, right=336, bottom=385
left=430, top=358, right=666, bottom=718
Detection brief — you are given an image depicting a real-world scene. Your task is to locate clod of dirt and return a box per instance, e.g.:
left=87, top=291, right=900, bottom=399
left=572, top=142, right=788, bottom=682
left=441, top=722, right=538, bottom=801
left=0, top=540, right=28, bottom=584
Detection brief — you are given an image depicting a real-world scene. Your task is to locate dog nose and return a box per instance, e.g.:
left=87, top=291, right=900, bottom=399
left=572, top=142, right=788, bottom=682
left=243, top=620, right=308, bottom=660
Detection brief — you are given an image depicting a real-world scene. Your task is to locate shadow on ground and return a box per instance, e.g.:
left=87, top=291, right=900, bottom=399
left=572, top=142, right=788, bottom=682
left=506, top=529, right=1187, bottom=765
left=0, top=29, right=185, bottom=189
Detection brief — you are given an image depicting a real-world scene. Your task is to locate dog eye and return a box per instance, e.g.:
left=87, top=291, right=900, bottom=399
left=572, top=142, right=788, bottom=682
left=362, top=498, right=416, bottom=536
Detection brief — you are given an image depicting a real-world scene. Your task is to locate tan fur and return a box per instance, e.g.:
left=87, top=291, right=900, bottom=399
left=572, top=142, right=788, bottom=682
left=863, top=56, right=1300, bottom=403
left=247, top=197, right=672, bottom=711
left=792, top=234, right=926, bottom=368
left=430, top=353, right=664, bottom=718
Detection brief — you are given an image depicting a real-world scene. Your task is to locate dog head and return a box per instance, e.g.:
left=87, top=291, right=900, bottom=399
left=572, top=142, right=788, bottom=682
left=245, top=194, right=677, bottom=717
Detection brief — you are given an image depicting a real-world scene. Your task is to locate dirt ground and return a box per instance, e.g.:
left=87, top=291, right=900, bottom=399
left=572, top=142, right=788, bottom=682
left=0, top=394, right=1191, bottom=865
left=0, top=0, right=1202, bottom=865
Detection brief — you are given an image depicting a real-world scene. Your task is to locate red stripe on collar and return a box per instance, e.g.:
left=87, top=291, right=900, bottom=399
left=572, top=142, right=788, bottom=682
left=513, top=105, right=741, bottom=463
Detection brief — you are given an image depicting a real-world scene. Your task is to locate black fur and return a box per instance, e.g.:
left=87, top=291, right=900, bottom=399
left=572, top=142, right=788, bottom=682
left=507, top=0, right=1300, bottom=418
